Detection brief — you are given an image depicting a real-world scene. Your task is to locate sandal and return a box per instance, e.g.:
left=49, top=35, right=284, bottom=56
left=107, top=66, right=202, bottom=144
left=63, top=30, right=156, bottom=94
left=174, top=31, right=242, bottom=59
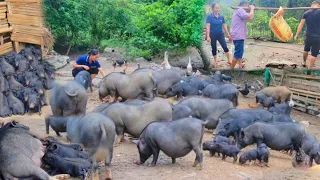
left=227, top=61, right=232, bottom=66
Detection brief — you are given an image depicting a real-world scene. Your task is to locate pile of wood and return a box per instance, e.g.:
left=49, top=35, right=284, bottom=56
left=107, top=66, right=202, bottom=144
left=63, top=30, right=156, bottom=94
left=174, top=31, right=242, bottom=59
left=0, top=2, right=13, bottom=55
left=0, top=0, right=54, bottom=56
left=6, top=0, right=54, bottom=54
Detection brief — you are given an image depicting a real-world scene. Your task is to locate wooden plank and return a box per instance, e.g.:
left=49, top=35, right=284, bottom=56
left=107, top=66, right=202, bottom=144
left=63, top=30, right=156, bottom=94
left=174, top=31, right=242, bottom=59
left=285, top=73, right=320, bottom=81
left=10, top=2, right=41, bottom=9
left=5, top=0, right=41, bottom=3
left=11, top=10, right=43, bottom=17
left=11, top=33, right=41, bottom=45
left=0, top=35, right=3, bottom=45
left=0, top=27, right=12, bottom=34
left=0, top=2, right=7, bottom=6
left=0, top=13, right=6, bottom=19
left=7, top=13, right=43, bottom=26
left=0, top=9, right=7, bottom=13
left=284, top=79, right=320, bottom=93
left=289, top=88, right=320, bottom=97
left=14, top=25, right=43, bottom=36
left=0, top=24, right=9, bottom=28
left=0, top=42, right=13, bottom=55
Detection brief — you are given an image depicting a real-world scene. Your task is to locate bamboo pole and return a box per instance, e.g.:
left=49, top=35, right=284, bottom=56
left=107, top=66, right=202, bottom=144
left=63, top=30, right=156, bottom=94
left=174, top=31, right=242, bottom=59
left=231, top=7, right=320, bottom=11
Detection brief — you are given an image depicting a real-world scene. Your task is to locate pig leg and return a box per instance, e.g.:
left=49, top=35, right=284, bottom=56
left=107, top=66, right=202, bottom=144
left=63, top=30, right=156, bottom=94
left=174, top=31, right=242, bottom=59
left=192, top=147, right=203, bottom=168
left=309, top=156, right=314, bottom=167
left=172, top=158, right=176, bottom=164
left=151, top=148, right=160, bottom=166
left=233, top=155, right=237, bottom=164
left=104, top=147, right=113, bottom=180
left=222, top=154, right=226, bottom=161
left=89, top=153, right=100, bottom=180
left=38, top=101, right=42, bottom=116
left=55, top=131, right=61, bottom=137
left=115, top=127, right=124, bottom=144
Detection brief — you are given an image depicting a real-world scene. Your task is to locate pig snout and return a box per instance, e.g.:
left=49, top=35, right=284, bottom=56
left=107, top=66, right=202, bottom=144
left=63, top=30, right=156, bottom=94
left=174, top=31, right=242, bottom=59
left=29, top=103, right=35, bottom=108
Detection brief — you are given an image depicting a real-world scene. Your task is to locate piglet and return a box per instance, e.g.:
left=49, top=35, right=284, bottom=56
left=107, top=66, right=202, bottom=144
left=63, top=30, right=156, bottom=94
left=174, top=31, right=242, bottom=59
left=46, top=143, right=89, bottom=159
left=257, top=143, right=269, bottom=167
left=239, top=149, right=258, bottom=165
left=213, top=135, right=234, bottom=145
left=210, top=143, right=240, bottom=163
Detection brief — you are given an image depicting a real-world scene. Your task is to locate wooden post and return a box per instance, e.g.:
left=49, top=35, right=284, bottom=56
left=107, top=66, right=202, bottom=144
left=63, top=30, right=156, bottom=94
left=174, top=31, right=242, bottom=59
left=13, top=41, right=19, bottom=52
left=0, top=35, right=3, bottom=45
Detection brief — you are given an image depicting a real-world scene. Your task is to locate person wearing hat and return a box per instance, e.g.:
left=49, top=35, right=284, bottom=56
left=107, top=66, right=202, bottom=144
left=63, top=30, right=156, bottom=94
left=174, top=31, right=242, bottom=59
left=72, top=49, right=107, bottom=79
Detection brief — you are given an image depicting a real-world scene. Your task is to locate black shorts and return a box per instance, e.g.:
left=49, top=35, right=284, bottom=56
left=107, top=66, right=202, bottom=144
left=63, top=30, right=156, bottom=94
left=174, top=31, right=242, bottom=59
left=72, top=67, right=99, bottom=77
left=304, top=37, right=320, bottom=57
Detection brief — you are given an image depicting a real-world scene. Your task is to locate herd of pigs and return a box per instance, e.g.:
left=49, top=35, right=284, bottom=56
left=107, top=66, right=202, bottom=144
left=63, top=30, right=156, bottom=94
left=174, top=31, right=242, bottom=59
left=0, top=46, right=55, bottom=117
left=0, top=48, right=320, bottom=180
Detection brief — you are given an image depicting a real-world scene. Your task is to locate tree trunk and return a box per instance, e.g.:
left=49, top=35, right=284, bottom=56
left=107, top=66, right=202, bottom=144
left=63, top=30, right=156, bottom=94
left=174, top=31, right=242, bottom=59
left=65, top=44, right=72, bottom=56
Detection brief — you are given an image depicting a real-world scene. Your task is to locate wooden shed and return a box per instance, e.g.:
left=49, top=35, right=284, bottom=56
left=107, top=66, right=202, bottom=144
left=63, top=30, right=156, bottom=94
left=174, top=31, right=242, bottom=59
left=266, top=68, right=320, bottom=116
left=0, top=0, right=53, bottom=55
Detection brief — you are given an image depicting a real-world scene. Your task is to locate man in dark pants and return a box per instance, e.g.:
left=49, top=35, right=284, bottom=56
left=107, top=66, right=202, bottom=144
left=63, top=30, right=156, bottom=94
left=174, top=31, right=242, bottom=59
left=295, top=1, right=320, bottom=74
left=72, top=49, right=106, bottom=80
left=206, top=2, right=232, bottom=68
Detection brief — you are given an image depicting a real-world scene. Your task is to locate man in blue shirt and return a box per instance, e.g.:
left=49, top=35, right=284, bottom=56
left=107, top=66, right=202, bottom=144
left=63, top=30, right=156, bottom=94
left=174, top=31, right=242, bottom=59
left=72, top=49, right=107, bottom=79
left=206, top=3, right=232, bottom=68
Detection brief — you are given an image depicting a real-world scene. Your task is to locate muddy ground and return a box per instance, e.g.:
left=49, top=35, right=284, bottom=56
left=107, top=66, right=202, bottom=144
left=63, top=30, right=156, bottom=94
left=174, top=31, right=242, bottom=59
left=1, top=56, right=320, bottom=180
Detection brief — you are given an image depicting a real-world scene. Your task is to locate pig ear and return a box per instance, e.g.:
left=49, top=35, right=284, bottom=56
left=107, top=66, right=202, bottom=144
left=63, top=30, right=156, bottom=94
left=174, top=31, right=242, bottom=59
left=132, top=140, right=140, bottom=146
left=224, top=122, right=230, bottom=129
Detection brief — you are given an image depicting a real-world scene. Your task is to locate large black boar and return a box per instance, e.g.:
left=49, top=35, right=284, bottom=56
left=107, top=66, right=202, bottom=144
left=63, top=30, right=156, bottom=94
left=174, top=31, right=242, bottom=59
left=133, top=68, right=183, bottom=95
left=238, top=122, right=305, bottom=152
left=49, top=81, right=88, bottom=116
left=133, top=118, right=205, bottom=167
left=66, top=113, right=116, bottom=180
left=99, top=99, right=172, bottom=143
left=99, top=71, right=157, bottom=102
left=176, top=97, right=234, bottom=129
left=202, top=84, right=239, bottom=107
left=0, top=121, right=56, bottom=179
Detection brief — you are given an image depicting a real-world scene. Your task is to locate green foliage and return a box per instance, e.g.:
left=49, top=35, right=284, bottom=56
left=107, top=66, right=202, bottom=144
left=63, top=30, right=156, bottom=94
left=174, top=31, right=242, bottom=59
left=44, top=0, right=206, bottom=58
left=45, top=0, right=312, bottom=57
left=44, top=0, right=91, bottom=49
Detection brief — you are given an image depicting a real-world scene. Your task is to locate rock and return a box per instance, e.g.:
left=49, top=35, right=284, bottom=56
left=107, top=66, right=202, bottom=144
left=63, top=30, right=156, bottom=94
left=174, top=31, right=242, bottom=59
left=179, top=172, right=196, bottom=179
left=104, top=47, right=115, bottom=53
left=44, top=51, right=70, bottom=70
left=135, top=57, right=146, bottom=62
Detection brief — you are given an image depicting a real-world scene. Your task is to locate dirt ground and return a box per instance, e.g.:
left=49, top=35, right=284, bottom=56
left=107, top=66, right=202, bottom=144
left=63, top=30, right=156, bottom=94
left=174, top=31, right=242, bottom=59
left=1, top=57, right=320, bottom=180
left=202, top=39, right=320, bottom=70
